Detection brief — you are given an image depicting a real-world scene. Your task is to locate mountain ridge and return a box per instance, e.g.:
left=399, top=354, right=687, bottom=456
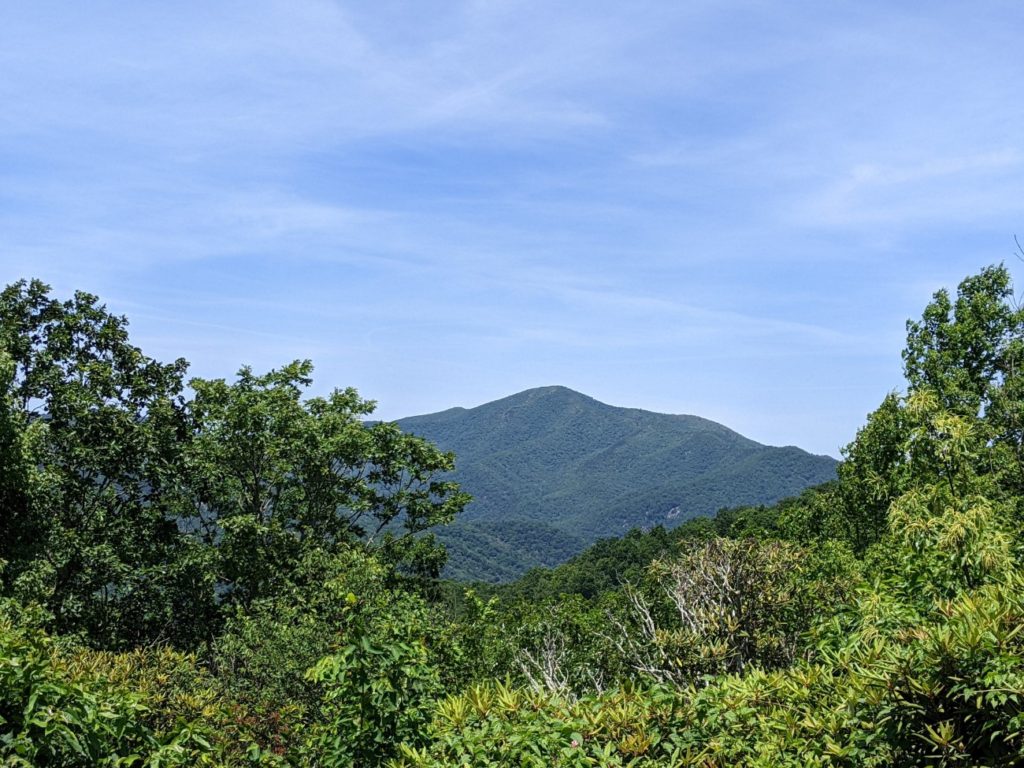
left=395, top=386, right=838, bottom=581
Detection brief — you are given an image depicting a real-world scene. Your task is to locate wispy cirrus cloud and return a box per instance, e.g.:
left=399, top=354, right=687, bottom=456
left=799, top=150, right=1024, bottom=227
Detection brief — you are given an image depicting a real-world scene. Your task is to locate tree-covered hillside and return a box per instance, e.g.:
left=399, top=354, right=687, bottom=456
left=433, top=518, right=586, bottom=583
left=4, top=264, right=1024, bottom=766
left=466, top=485, right=831, bottom=604
left=398, top=386, right=837, bottom=581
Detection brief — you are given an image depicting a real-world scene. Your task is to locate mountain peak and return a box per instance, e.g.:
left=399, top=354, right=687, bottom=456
left=501, top=384, right=599, bottom=408
left=504, top=384, right=589, bottom=400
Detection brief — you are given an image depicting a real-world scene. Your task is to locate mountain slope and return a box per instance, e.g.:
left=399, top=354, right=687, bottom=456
left=396, top=386, right=837, bottom=581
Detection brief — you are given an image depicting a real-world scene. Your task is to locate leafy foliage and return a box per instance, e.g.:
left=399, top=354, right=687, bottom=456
left=304, top=591, right=442, bottom=767
left=0, top=279, right=194, bottom=647
left=184, top=361, right=469, bottom=610
left=390, top=682, right=691, bottom=768
left=0, top=599, right=249, bottom=766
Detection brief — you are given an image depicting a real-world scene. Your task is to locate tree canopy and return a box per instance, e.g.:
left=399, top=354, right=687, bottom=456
left=0, top=279, right=468, bottom=650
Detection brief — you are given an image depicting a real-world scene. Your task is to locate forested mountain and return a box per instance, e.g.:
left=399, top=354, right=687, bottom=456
left=397, top=386, right=837, bottom=580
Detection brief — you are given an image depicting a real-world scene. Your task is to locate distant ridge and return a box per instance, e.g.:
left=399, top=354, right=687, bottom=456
left=396, top=386, right=837, bottom=582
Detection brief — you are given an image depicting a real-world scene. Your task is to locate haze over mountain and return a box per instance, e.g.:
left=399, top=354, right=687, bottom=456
left=395, top=386, right=838, bottom=581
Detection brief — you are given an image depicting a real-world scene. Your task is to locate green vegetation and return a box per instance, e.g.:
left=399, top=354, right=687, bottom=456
left=435, top=518, right=586, bottom=583
left=398, top=385, right=837, bottom=582
left=478, top=486, right=831, bottom=604
left=3, top=263, right=1024, bottom=765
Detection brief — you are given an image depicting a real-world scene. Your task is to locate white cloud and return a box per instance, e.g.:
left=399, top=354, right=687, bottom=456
left=799, top=150, right=1024, bottom=227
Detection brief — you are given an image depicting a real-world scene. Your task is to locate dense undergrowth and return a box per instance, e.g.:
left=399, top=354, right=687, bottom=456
left=3, top=264, right=1024, bottom=766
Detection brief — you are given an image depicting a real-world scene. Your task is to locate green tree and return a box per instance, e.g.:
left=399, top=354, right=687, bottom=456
left=903, top=264, right=1021, bottom=417
left=304, top=588, right=443, bottom=767
left=837, top=263, right=1024, bottom=552
left=836, top=392, right=913, bottom=552
left=0, top=280, right=197, bottom=648
left=182, top=360, right=470, bottom=610
left=0, top=280, right=469, bottom=650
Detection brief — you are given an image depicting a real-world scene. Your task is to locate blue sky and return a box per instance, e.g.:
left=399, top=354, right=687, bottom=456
left=2, top=1, right=1022, bottom=457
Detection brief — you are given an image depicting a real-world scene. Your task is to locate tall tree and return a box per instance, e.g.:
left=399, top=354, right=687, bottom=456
left=839, top=263, right=1024, bottom=551
left=903, top=263, right=1022, bottom=417
left=0, top=281, right=471, bottom=647
left=183, top=361, right=469, bottom=608
left=0, top=279, right=193, bottom=647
